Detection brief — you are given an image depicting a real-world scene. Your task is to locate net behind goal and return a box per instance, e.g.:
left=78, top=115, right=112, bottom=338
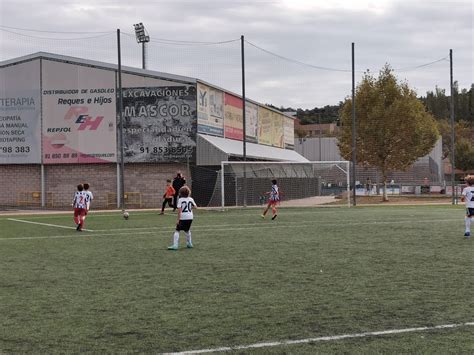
left=217, top=161, right=350, bottom=208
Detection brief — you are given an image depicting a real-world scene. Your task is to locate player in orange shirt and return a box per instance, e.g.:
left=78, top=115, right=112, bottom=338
left=160, top=179, right=176, bottom=215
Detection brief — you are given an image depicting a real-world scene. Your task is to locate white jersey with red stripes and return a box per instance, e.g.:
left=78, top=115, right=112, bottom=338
left=73, top=191, right=89, bottom=209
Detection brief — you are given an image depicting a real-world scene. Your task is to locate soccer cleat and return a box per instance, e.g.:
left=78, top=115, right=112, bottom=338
left=76, top=224, right=82, bottom=231
left=261, top=215, right=265, bottom=219
left=272, top=214, right=277, bottom=220
left=167, top=245, right=178, bottom=250
left=464, top=232, right=470, bottom=238
left=186, top=243, right=193, bottom=249
left=159, top=212, right=164, bottom=215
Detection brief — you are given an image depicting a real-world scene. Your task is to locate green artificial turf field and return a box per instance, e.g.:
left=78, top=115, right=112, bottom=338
left=0, top=205, right=473, bottom=354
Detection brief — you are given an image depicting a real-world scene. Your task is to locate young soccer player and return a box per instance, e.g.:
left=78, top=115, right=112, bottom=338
left=460, top=175, right=474, bottom=239
left=83, top=183, right=93, bottom=216
left=160, top=179, right=175, bottom=215
left=261, top=179, right=280, bottom=220
left=72, top=184, right=89, bottom=231
left=168, top=186, right=197, bottom=250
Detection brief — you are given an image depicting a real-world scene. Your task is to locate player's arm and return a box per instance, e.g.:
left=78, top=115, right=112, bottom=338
left=177, top=205, right=182, bottom=222
left=461, top=188, right=467, bottom=202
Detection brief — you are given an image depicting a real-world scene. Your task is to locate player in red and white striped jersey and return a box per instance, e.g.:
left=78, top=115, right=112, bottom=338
left=72, top=184, right=90, bottom=231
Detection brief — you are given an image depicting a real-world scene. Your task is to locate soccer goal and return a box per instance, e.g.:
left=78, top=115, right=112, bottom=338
left=219, top=161, right=350, bottom=209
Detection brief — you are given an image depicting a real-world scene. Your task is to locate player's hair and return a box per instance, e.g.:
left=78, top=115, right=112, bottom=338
left=166, top=179, right=171, bottom=183
left=272, top=179, right=277, bottom=185
left=179, top=185, right=190, bottom=197
left=465, top=175, right=474, bottom=186
left=77, top=184, right=84, bottom=191
left=83, top=183, right=89, bottom=190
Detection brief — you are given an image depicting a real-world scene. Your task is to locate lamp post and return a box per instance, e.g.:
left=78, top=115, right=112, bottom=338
left=133, top=23, right=150, bottom=69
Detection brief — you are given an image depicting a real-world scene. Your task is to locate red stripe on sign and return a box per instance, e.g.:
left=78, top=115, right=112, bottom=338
left=225, top=93, right=243, bottom=108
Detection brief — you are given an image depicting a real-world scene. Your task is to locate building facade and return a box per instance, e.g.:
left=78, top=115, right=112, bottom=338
left=0, top=52, right=305, bottom=208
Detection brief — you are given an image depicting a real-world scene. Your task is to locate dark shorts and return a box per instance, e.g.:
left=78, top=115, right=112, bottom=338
left=466, top=208, right=474, bottom=217
left=176, top=219, right=193, bottom=232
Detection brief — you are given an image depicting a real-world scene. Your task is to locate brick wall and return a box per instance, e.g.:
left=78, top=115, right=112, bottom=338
left=0, top=165, right=41, bottom=207
left=0, top=163, right=188, bottom=209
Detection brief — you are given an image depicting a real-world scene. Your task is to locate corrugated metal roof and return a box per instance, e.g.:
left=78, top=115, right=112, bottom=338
left=198, top=134, right=309, bottom=163
left=0, top=52, right=196, bottom=84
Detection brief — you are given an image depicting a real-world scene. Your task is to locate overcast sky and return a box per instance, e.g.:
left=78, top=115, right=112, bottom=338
left=0, top=0, right=472, bottom=108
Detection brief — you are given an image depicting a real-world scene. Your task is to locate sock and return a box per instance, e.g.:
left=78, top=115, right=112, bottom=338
left=173, top=231, right=179, bottom=247
left=465, top=217, right=471, bottom=233
left=185, top=231, right=192, bottom=245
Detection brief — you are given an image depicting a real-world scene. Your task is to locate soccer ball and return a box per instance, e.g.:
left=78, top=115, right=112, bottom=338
left=123, top=211, right=129, bottom=220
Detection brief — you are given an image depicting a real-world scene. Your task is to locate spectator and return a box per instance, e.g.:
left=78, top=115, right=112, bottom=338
left=172, top=171, right=186, bottom=211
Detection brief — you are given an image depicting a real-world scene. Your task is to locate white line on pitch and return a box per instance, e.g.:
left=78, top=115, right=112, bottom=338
left=0, top=217, right=462, bottom=242
left=164, top=321, right=474, bottom=354
left=7, top=218, right=94, bottom=232
left=94, top=218, right=459, bottom=232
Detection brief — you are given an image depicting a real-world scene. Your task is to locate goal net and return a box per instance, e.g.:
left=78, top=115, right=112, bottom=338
left=215, top=161, right=350, bottom=208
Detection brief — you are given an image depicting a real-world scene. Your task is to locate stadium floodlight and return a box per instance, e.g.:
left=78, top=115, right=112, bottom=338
left=133, top=22, right=150, bottom=69
left=133, top=23, right=150, bottom=43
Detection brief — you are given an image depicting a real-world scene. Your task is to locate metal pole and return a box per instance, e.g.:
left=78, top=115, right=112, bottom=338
left=142, top=42, right=146, bottom=70
left=450, top=49, right=456, bottom=204
left=241, top=35, right=247, bottom=207
left=351, top=42, right=357, bottom=206
left=117, top=29, right=126, bottom=211
left=41, top=164, right=45, bottom=207
left=221, top=161, right=225, bottom=209
left=318, top=113, right=322, bottom=161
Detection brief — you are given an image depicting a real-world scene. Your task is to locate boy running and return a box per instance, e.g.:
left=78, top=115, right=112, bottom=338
left=168, top=186, right=197, bottom=250
left=72, top=184, right=89, bottom=231
left=261, top=179, right=280, bottom=220
left=461, top=175, right=474, bottom=239
left=160, top=179, right=175, bottom=215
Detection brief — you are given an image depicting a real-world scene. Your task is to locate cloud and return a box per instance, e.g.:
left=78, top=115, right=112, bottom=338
left=0, top=0, right=472, bottom=108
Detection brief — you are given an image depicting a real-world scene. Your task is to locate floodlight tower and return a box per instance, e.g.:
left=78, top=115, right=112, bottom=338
left=133, top=22, right=150, bottom=69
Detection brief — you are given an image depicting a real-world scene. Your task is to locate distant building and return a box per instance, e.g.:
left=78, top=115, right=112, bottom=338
left=294, top=118, right=339, bottom=138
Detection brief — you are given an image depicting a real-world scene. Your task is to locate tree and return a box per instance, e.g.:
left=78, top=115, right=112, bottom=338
left=338, top=65, right=439, bottom=201
left=437, top=119, right=472, bottom=160
left=455, top=138, right=474, bottom=172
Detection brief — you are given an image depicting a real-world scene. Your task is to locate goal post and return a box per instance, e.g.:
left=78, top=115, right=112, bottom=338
left=220, top=161, right=351, bottom=209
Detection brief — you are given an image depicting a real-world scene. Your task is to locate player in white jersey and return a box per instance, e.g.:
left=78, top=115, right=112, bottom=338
left=460, top=175, right=474, bottom=238
left=168, top=186, right=197, bottom=250
left=83, top=183, right=94, bottom=212
left=72, top=184, right=90, bottom=231
left=261, top=179, right=280, bottom=220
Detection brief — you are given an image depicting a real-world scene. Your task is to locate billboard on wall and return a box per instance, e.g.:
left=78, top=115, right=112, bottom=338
left=0, top=60, right=41, bottom=164
left=284, top=116, right=295, bottom=147
left=271, top=111, right=284, bottom=148
left=224, top=93, right=243, bottom=141
left=122, top=85, right=196, bottom=162
left=245, top=101, right=258, bottom=143
left=197, top=82, right=224, bottom=136
left=258, top=106, right=272, bottom=146
left=42, top=60, right=117, bottom=164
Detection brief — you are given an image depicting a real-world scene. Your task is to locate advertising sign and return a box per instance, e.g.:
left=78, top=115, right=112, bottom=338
left=224, top=93, right=243, bottom=141
left=122, top=85, right=197, bottom=162
left=284, top=116, right=295, bottom=147
left=42, top=61, right=117, bottom=164
left=245, top=101, right=258, bottom=143
left=271, top=111, right=284, bottom=148
left=258, top=106, right=272, bottom=146
left=0, top=60, right=41, bottom=164
left=197, top=82, right=224, bottom=136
